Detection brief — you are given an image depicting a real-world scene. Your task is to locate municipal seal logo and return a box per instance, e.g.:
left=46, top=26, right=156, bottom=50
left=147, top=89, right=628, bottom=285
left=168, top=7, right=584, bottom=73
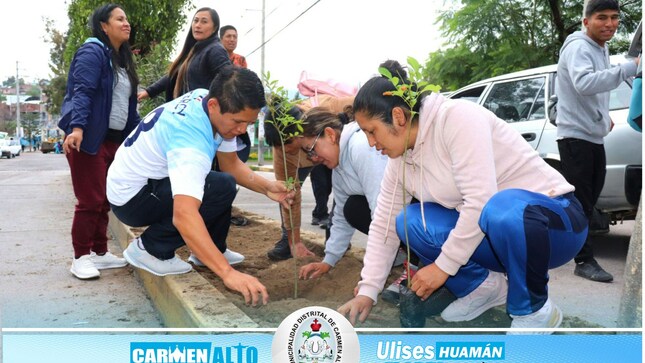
left=272, top=306, right=359, bottom=363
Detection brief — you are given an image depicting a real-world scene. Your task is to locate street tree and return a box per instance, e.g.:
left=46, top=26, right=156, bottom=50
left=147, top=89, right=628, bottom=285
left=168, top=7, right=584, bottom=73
left=425, top=0, right=642, bottom=91
left=2, top=77, right=26, bottom=88
left=42, top=18, right=68, bottom=116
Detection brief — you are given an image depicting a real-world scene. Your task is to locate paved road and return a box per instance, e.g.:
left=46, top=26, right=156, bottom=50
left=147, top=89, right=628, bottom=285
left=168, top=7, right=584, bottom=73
left=0, top=151, right=635, bottom=328
left=0, top=151, right=162, bottom=328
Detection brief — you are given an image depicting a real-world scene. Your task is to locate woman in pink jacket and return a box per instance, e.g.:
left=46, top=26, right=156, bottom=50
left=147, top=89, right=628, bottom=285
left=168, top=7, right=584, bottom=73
left=338, top=61, right=588, bottom=333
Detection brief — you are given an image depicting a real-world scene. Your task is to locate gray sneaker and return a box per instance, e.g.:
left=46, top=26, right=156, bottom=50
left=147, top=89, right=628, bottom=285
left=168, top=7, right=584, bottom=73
left=123, top=238, right=192, bottom=276
left=441, top=271, right=507, bottom=322
left=188, top=249, right=245, bottom=267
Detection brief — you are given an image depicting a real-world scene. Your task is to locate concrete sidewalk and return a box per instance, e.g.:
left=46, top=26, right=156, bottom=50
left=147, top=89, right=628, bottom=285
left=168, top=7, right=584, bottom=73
left=0, top=152, right=639, bottom=329
left=0, top=152, right=162, bottom=328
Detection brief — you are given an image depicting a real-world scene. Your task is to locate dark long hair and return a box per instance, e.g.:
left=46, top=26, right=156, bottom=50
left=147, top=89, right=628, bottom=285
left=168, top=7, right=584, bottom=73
left=89, top=3, right=139, bottom=94
left=167, top=7, right=220, bottom=82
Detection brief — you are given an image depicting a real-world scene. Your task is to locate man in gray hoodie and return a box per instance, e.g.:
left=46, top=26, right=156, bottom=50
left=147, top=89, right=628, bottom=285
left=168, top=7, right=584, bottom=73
left=555, top=0, right=639, bottom=282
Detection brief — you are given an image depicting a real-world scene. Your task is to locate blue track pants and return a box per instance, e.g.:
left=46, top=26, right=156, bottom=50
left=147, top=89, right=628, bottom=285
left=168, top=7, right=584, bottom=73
left=396, top=189, right=587, bottom=315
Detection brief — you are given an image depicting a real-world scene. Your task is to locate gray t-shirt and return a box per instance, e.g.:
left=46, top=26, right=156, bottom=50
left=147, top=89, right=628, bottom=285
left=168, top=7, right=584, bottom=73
left=108, top=67, right=131, bottom=131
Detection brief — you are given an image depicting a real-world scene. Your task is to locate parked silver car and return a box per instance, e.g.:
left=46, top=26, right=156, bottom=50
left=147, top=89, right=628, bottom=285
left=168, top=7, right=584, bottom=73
left=448, top=56, right=641, bottom=222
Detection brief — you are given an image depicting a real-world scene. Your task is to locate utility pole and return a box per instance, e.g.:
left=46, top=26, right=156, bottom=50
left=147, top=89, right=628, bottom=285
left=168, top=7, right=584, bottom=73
left=15, top=61, right=21, bottom=138
left=257, top=0, right=266, bottom=166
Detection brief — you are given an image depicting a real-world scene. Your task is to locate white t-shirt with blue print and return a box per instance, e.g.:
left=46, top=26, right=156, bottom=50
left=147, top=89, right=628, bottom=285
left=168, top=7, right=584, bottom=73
left=107, top=89, right=236, bottom=206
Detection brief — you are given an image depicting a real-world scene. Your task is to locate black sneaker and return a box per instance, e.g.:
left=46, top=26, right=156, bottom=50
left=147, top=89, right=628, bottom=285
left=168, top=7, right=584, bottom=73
left=574, top=260, right=613, bottom=282
left=318, top=216, right=330, bottom=229
left=267, top=238, right=292, bottom=261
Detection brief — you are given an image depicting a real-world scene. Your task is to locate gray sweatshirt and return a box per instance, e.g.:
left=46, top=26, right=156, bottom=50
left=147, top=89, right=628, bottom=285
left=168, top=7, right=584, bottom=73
left=555, top=30, right=637, bottom=144
left=322, top=122, right=389, bottom=267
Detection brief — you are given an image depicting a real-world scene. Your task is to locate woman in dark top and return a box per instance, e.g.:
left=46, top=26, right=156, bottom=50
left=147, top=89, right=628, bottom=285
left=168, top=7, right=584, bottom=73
left=137, top=7, right=230, bottom=102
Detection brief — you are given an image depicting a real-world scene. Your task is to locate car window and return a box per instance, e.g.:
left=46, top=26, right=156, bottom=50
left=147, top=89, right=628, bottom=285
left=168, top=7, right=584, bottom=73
left=449, top=85, right=486, bottom=103
left=482, top=77, right=546, bottom=123
left=609, top=81, right=632, bottom=111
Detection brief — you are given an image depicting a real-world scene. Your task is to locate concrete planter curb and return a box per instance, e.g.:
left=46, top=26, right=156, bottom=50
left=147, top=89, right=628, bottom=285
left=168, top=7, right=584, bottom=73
left=108, top=210, right=362, bottom=328
left=108, top=212, right=258, bottom=328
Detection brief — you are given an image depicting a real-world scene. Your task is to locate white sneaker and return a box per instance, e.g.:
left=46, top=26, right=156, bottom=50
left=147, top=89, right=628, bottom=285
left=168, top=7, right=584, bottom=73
left=441, top=271, right=507, bottom=322
left=90, top=251, right=128, bottom=269
left=71, top=255, right=100, bottom=279
left=223, top=249, right=245, bottom=265
left=188, top=249, right=245, bottom=267
left=123, top=238, right=192, bottom=276
left=509, top=298, right=563, bottom=335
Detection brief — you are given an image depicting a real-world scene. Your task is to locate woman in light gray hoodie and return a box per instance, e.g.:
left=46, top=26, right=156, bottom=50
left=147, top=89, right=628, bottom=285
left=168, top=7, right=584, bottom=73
left=297, top=108, right=389, bottom=280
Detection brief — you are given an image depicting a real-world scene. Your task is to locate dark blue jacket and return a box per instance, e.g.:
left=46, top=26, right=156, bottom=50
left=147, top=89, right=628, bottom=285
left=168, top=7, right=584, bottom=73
left=58, top=38, right=140, bottom=155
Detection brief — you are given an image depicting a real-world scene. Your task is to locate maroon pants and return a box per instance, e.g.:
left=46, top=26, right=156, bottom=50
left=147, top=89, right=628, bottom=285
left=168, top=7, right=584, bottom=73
left=66, top=140, right=119, bottom=258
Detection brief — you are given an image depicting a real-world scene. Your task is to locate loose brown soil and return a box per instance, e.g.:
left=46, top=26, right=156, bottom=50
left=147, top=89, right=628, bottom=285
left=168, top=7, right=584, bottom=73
left=168, top=208, right=598, bottom=329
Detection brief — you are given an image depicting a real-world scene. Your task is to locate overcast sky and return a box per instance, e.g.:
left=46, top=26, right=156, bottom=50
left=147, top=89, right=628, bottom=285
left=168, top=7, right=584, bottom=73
left=1, top=0, right=447, bottom=91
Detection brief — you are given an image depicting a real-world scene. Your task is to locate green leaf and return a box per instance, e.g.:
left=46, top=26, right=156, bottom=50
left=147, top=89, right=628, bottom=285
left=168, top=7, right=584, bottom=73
left=408, top=56, right=421, bottom=72
left=379, top=67, right=392, bottom=79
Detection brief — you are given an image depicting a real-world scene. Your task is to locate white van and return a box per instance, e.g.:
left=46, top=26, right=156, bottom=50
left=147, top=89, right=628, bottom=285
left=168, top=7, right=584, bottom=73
left=448, top=56, right=641, bottom=223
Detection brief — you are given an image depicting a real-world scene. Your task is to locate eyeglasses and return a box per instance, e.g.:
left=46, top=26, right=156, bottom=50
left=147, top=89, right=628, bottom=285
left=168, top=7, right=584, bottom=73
left=302, top=131, right=323, bottom=159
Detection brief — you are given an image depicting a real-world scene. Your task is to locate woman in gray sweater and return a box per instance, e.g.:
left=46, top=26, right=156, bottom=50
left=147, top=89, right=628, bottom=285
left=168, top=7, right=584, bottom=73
left=298, top=108, right=389, bottom=279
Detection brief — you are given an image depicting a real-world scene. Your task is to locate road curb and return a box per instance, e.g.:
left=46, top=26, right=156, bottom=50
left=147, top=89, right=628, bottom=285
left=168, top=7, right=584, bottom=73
left=108, top=212, right=259, bottom=328
left=108, top=209, right=364, bottom=328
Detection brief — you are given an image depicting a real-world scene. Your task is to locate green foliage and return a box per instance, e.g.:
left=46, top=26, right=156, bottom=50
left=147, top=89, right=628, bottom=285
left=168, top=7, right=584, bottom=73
left=43, top=18, right=68, bottom=115
left=2, top=121, right=17, bottom=134
left=26, top=86, right=41, bottom=98
left=21, top=113, right=42, bottom=138
left=320, top=332, right=330, bottom=339
left=302, top=331, right=311, bottom=339
left=63, top=0, right=192, bottom=65
left=135, top=41, right=174, bottom=116
left=2, top=77, right=26, bottom=88
left=426, top=0, right=642, bottom=91
left=379, top=56, right=441, bottom=121
left=263, top=71, right=304, bottom=192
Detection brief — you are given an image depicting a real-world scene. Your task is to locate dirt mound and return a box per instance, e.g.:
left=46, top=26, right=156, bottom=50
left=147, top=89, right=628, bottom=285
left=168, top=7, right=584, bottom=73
left=170, top=208, right=598, bottom=329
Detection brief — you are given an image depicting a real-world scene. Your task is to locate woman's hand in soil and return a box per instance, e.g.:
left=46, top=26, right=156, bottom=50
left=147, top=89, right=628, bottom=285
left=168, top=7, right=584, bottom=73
left=293, top=242, right=315, bottom=259
left=222, top=270, right=269, bottom=306
left=299, top=262, right=331, bottom=280
left=410, top=263, right=449, bottom=301
left=337, top=295, right=374, bottom=326
left=266, top=180, right=295, bottom=209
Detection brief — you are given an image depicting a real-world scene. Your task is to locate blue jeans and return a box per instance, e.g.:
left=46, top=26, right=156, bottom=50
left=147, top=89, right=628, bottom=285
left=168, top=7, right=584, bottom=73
left=111, top=172, right=237, bottom=260
left=396, top=189, right=587, bottom=315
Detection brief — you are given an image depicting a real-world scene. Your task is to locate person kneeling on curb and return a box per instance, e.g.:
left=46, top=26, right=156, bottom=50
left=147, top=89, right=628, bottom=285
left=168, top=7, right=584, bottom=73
left=107, top=66, right=293, bottom=306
